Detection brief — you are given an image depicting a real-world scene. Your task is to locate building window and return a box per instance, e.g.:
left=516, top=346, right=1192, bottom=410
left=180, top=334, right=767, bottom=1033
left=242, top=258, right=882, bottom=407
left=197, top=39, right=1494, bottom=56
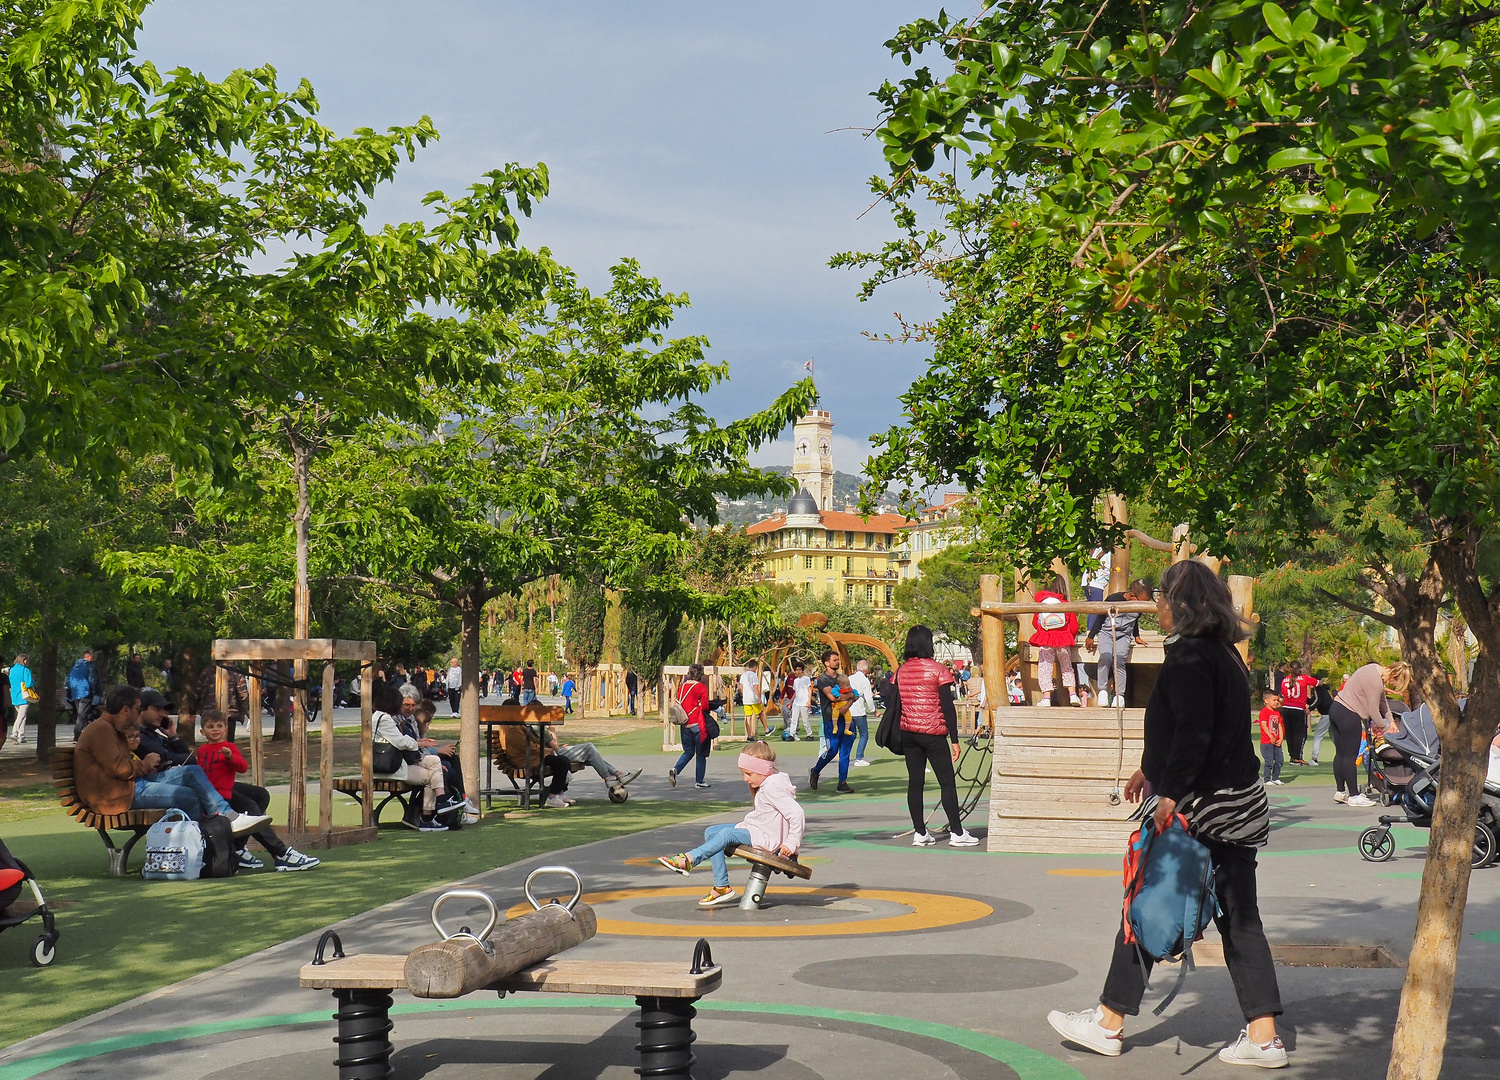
left=802, top=581, right=812, bottom=594
left=804, top=555, right=814, bottom=569
left=825, top=555, right=835, bottom=570
left=865, top=584, right=875, bottom=603
left=885, top=585, right=894, bottom=607
left=846, top=583, right=855, bottom=598
left=845, top=557, right=852, bottom=573
left=863, top=532, right=871, bottom=548
left=845, top=531, right=854, bottom=547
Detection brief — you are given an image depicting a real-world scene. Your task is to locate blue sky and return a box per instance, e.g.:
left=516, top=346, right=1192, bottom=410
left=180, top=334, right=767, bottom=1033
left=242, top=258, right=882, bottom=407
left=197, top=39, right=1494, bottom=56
left=137, top=1, right=963, bottom=474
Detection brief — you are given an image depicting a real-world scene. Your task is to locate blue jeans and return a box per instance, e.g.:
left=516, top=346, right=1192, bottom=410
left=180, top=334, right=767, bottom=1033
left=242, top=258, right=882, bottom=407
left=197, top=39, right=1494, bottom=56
left=812, top=720, right=855, bottom=784
left=853, top=715, right=868, bottom=760
left=562, top=694, right=573, bottom=714
left=673, top=724, right=710, bottom=784
left=688, top=824, right=753, bottom=887
left=133, top=764, right=233, bottom=818
left=520, top=690, right=536, bottom=706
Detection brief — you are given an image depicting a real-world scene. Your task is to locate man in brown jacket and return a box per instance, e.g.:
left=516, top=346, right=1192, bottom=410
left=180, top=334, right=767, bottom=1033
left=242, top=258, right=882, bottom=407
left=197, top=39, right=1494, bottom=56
left=75, top=686, right=268, bottom=833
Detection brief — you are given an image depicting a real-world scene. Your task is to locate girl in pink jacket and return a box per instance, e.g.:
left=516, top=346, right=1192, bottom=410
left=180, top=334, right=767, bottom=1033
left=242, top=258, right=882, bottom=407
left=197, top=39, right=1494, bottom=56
left=658, top=741, right=806, bottom=907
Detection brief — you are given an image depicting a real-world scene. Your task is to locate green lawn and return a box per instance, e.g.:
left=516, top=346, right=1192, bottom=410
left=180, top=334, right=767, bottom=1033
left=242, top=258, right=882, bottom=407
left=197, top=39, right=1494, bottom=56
left=0, top=795, right=738, bottom=1050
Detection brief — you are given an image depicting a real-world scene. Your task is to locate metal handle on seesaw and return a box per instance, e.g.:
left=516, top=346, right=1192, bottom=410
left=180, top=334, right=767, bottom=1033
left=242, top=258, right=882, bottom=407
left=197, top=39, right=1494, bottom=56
left=524, top=866, right=583, bottom=913
left=430, top=888, right=500, bottom=947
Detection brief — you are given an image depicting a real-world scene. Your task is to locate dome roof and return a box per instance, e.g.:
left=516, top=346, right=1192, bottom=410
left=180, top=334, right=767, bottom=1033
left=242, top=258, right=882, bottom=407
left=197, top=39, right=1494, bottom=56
left=787, top=488, right=820, bottom=516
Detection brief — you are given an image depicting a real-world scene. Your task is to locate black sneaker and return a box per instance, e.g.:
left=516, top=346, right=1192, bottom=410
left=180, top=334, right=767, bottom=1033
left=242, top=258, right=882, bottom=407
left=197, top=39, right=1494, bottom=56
left=235, top=850, right=263, bottom=871
left=836, top=782, right=854, bottom=793
left=435, top=795, right=466, bottom=815
left=416, top=816, right=447, bottom=832
left=694, top=782, right=711, bottom=789
left=808, top=769, right=818, bottom=791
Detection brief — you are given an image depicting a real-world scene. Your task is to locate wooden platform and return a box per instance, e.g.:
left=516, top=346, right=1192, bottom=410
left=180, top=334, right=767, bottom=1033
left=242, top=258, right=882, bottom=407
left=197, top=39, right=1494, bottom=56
left=300, top=954, right=721, bottom=999
left=988, top=707, right=1144, bottom=855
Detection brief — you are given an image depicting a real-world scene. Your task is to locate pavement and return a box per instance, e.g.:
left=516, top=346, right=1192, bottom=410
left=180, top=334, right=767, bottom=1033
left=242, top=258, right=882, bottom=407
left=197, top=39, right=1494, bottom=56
left=2, top=753, right=1499, bottom=1079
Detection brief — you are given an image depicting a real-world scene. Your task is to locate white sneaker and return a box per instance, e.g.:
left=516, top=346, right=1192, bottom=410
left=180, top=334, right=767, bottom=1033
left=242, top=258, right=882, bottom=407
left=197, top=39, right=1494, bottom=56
left=545, top=795, right=570, bottom=809
left=1217, top=1028, right=1288, bottom=1068
left=1113, top=695, right=1126, bottom=708
left=1068, top=694, right=1081, bottom=706
left=912, top=832, right=938, bottom=847
left=949, top=830, right=981, bottom=847
left=226, top=812, right=271, bottom=836
left=461, top=798, right=479, bottom=814
left=1046, top=1006, right=1123, bottom=1057
left=852, top=759, right=871, bottom=767
left=1037, top=698, right=1052, bottom=707
left=1334, top=790, right=1349, bottom=803
left=1347, top=794, right=1377, bottom=807
left=462, top=813, right=480, bottom=825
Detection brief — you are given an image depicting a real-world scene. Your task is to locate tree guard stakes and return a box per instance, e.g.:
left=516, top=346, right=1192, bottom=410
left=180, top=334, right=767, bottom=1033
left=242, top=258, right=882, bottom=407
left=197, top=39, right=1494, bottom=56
left=212, top=638, right=379, bottom=849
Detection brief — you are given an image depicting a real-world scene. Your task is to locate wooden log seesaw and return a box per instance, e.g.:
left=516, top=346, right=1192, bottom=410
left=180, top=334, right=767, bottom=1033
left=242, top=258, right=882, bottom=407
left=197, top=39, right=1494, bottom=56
left=300, top=866, right=722, bottom=1079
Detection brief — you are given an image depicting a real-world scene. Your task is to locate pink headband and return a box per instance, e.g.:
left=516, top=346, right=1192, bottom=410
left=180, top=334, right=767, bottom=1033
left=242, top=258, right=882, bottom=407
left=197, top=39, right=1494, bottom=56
left=737, top=752, right=775, bottom=775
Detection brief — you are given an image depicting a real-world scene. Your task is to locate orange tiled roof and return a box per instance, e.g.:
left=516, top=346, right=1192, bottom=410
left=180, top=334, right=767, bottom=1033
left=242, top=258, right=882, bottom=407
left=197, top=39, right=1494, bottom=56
left=746, top=510, right=912, bottom=535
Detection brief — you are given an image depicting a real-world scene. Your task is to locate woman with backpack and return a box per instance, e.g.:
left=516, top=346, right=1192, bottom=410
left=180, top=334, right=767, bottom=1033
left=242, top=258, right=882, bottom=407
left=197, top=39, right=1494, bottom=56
left=1048, top=560, right=1286, bottom=1068
left=668, top=664, right=712, bottom=789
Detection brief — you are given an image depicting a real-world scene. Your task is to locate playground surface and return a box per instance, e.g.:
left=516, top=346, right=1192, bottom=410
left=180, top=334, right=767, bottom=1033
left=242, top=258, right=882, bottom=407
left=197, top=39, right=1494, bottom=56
left=2, top=743, right=1500, bottom=1079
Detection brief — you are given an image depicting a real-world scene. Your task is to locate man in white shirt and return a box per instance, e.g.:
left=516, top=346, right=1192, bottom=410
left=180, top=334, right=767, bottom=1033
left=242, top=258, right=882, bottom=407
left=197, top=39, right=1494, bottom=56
left=738, top=665, right=763, bottom=739
left=445, top=658, right=463, bottom=716
left=786, top=662, right=814, bottom=742
left=849, top=659, right=875, bottom=766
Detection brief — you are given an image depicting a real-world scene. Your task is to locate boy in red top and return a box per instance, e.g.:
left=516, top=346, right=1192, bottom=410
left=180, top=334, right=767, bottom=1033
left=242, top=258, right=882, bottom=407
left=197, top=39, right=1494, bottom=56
left=1278, top=662, right=1318, bottom=765
left=1031, top=575, right=1081, bottom=706
left=1258, top=691, right=1285, bottom=786
left=194, top=710, right=320, bottom=872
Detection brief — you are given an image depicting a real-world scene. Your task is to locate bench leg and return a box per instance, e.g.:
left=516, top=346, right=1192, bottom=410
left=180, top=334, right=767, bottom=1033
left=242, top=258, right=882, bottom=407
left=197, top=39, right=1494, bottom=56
left=635, top=995, right=698, bottom=1078
left=100, top=828, right=148, bottom=878
left=332, top=988, right=394, bottom=1080
left=739, top=867, right=772, bottom=911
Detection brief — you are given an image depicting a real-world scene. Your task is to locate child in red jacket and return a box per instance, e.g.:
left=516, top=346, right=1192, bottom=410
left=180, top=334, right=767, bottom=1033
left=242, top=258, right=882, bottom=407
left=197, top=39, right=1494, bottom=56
left=1031, top=575, right=1081, bottom=707
left=194, top=710, right=319, bottom=872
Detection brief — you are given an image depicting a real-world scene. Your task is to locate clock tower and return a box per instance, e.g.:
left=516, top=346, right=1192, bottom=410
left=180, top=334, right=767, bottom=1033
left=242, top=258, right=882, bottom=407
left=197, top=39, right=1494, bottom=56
left=791, top=409, right=835, bottom=512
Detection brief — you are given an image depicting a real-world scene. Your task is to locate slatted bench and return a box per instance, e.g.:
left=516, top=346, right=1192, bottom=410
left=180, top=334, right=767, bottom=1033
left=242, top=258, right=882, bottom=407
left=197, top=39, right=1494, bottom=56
left=488, top=722, right=585, bottom=807
left=331, top=777, right=424, bottom=826
left=51, top=747, right=165, bottom=877
left=726, top=843, right=812, bottom=910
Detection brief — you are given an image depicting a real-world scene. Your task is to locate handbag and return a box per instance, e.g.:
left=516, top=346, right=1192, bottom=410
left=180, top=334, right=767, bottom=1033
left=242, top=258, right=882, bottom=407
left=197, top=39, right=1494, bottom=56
left=141, top=809, right=205, bottom=881
left=372, top=741, right=404, bottom=774
left=874, top=675, right=904, bottom=754
left=22, top=685, right=39, bottom=704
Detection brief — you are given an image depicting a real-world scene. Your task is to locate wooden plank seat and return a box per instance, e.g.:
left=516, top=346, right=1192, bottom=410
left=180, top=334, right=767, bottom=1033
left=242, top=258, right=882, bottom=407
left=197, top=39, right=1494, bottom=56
left=489, top=722, right=584, bottom=805
left=725, top=843, right=811, bottom=910
left=330, top=777, right=423, bottom=826
left=300, top=936, right=721, bottom=1079
left=51, top=747, right=166, bottom=877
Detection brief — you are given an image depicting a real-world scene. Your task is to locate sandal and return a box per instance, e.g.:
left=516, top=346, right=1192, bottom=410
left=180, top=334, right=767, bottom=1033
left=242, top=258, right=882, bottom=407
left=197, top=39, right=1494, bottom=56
left=657, top=854, right=692, bottom=875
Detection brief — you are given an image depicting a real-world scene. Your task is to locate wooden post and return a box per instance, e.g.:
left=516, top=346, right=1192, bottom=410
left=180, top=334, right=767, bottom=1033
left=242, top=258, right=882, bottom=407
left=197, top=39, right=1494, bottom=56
left=290, top=666, right=308, bottom=836
left=214, top=663, right=229, bottom=744
left=980, top=575, right=1005, bottom=720
left=319, top=661, right=335, bottom=832
left=1171, top=523, right=1193, bottom=562
left=1106, top=494, right=1130, bottom=594
left=1014, top=569, right=1038, bottom=705
left=359, top=659, right=374, bottom=829
left=246, top=666, right=264, bottom=786
left=1228, top=576, right=1256, bottom=664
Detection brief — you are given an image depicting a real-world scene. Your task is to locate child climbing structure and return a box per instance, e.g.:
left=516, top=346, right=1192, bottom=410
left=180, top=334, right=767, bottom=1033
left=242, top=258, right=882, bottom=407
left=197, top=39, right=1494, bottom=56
left=976, top=510, right=1257, bottom=855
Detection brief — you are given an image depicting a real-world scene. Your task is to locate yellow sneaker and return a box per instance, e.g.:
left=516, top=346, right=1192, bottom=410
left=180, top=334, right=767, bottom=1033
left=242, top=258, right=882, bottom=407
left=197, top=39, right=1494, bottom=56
left=698, top=886, right=739, bottom=908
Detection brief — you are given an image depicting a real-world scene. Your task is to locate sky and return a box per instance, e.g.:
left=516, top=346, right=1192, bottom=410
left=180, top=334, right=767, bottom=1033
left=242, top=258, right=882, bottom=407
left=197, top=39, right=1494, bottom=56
left=136, top=1, right=964, bottom=475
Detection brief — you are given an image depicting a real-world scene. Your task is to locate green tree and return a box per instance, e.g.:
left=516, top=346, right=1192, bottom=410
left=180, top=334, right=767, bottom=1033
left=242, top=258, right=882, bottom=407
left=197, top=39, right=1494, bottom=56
left=857, top=4, right=1500, bottom=1073
left=893, top=544, right=1008, bottom=663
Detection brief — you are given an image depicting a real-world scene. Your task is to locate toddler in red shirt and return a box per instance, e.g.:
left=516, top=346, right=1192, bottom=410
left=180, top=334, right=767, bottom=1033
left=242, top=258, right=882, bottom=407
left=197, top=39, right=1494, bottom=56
left=1031, top=575, right=1081, bottom=706
left=194, top=710, right=319, bottom=872
left=1257, top=692, right=1285, bottom=786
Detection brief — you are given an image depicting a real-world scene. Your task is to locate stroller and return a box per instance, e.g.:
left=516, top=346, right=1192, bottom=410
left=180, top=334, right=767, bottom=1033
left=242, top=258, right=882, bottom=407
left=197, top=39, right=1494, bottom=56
left=0, top=836, right=59, bottom=966
left=1358, top=704, right=1500, bottom=869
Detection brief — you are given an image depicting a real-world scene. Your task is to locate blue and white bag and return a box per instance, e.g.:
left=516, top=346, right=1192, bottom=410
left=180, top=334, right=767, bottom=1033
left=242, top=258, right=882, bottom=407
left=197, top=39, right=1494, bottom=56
left=141, top=809, right=205, bottom=880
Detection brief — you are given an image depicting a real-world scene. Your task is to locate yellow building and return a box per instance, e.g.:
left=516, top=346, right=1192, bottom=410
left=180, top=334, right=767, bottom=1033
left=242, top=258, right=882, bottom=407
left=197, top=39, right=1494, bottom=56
left=893, top=492, right=971, bottom=581
left=746, top=409, right=910, bottom=609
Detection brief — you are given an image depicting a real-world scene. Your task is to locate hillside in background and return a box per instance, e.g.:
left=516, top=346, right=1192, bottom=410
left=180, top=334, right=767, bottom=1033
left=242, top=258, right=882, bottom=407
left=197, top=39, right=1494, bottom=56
left=713, top=466, right=895, bottom=525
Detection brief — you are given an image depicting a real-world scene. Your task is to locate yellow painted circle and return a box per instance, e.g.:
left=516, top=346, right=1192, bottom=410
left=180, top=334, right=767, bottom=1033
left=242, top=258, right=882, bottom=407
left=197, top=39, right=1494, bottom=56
left=622, top=855, right=833, bottom=869
left=506, top=887, right=993, bottom=938
left=1047, top=869, right=1118, bottom=878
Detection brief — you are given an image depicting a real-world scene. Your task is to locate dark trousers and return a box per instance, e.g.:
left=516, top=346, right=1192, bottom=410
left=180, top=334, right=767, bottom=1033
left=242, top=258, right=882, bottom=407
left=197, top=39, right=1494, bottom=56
left=1101, top=839, right=1282, bottom=1022
left=545, top=753, right=570, bottom=796
left=902, top=731, right=963, bottom=834
left=440, top=755, right=465, bottom=798
left=1329, top=701, right=1364, bottom=796
left=447, top=688, right=461, bottom=716
left=230, top=783, right=287, bottom=857
left=1281, top=707, right=1308, bottom=761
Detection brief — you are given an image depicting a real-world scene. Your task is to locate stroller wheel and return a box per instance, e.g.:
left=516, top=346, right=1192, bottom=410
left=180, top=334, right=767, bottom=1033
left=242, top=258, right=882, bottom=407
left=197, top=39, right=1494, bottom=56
left=1380, top=789, right=1394, bottom=807
left=30, top=935, right=57, bottom=967
left=1473, top=822, right=1497, bottom=870
left=1359, top=826, right=1396, bottom=862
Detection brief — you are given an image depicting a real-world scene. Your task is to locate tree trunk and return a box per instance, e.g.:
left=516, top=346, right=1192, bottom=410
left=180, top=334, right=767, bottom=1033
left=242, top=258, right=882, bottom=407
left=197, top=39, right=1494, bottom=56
left=290, top=437, right=312, bottom=750
left=458, top=587, right=484, bottom=810
left=34, top=639, right=59, bottom=766
left=1387, top=546, right=1491, bottom=1080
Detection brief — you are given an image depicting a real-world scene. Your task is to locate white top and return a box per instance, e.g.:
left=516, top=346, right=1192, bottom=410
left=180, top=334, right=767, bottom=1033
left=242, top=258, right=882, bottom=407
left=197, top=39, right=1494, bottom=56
left=446, top=665, right=463, bottom=690
left=794, top=675, right=813, bottom=708
left=848, top=671, right=874, bottom=718
left=1488, top=744, right=1500, bottom=787
left=761, top=669, right=774, bottom=696
left=1082, top=548, right=1111, bottom=593
left=739, top=671, right=760, bottom=705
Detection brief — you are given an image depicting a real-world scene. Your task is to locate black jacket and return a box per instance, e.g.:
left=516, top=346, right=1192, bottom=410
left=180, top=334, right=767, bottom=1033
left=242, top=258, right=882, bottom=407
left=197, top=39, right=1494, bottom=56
left=138, top=724, right=192, bottom=768
left=1141, top=636, right=1259, bottom=802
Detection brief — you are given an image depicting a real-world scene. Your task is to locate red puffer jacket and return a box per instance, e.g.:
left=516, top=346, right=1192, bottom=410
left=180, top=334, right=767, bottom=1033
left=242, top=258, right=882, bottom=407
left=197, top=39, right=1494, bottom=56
left=896, top=658, right=955, bottom=736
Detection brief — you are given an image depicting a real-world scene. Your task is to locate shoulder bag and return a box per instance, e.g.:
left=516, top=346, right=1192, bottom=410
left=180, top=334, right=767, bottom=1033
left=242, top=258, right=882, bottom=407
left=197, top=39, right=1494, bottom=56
left=874, top=674, right=904, bottom=755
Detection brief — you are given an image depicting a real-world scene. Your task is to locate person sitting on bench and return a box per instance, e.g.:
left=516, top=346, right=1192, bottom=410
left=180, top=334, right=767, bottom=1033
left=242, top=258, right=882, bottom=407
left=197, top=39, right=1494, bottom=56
left=194, top=710, right=319, bottom=871
left=528, top=726, right=642, bottom=808
left=372, top=684, right=460, bottom=831
left=77, top=686, right=269, bottom=834
left=657, top=740, right=805, bottom=907
left=414, top=700, right=478, bottom=819
left=135, top=689, right=192, bottom=767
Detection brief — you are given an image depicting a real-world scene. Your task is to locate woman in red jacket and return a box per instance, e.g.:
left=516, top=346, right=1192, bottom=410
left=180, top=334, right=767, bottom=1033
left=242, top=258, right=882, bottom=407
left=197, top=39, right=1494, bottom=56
left=669, top=664, right=713, bottom=789
left=1032, top=575, right=1081, bottom=706
left=897, top=626, right=979, bottom=848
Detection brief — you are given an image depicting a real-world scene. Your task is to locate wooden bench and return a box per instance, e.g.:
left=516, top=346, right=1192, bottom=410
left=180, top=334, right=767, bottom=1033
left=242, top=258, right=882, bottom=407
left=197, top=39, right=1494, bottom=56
left=301, top=930, right=721, bottom=1079
left=50, top=747, right=165, bottom=877
left=725, top=843, right=812, bottom=910
left=331, top=777, right=424, bottom=826
left=488, top=722, right=584, bottom=807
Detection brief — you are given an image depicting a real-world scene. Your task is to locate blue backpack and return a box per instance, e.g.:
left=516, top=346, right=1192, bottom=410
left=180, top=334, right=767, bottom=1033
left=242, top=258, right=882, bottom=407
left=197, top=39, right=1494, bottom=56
left=1122, top=813, right=1218, bottom=1014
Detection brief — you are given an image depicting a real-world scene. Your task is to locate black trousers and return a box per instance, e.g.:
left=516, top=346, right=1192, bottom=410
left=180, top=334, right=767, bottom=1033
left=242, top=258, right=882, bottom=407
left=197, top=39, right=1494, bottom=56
left=230, top=782, right=287, bottom=857
left=1101, top=839, right=1282, bottom=1022
left=1281, top=707, right=1307, bottom=762
left=901, top=731, right=963, bottom=834
left=447, top=688, right=461, bottom=715
left=1328, top=701, right=1364, bottom=796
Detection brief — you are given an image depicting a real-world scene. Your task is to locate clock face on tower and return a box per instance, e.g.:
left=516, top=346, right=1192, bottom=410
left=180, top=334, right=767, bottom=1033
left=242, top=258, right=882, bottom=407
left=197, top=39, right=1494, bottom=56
left=795, top=438, right=810, bottom=456
left=818, top=437, right=831, bottom=457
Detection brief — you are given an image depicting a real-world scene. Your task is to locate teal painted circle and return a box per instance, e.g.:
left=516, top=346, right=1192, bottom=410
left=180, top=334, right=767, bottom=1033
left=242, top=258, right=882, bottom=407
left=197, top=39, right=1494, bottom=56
left=0, top=995, right=1084, bottom=1080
